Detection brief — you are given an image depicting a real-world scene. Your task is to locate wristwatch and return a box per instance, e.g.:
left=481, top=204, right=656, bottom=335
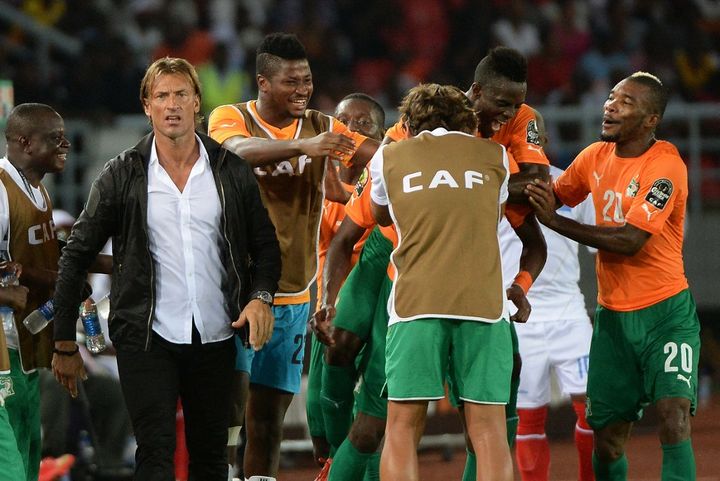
left=251, top=290, right=273, bottom=306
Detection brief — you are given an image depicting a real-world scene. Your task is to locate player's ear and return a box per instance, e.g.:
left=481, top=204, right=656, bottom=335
left=257, top=74, right=269, bottom=94
left=645, top=113, right=660, bottom=131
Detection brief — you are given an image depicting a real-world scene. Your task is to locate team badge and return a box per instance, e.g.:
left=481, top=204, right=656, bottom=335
left=626, top=177, right=639, bottom=198
left=354, top=167, right=370, bottom=196
left=644, top=178, right=673, bottom=209
left=526, top=119, right=541, bottom=146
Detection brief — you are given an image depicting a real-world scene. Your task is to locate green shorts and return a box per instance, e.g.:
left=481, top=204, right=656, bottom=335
left=385, top=318, right=512, bottom=404
left=448, top=321, right=519, bottom=408
left=354, top=273, right=393, bottom=419
left=586, top=289, right=701, bottom=430
left=333, top=227, right=394, bottom=341
left=2, top=349, right=40, bottom=481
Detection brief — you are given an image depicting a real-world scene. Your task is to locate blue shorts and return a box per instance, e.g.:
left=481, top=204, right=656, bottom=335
left=234, top=303, right=309, bottom=394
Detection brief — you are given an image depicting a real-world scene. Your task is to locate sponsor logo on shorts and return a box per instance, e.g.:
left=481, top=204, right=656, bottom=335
left=526, top=120, right=541, bottom=146
left=644, top=178, right=673, bottom=209
left=0, top=376, right=14, bottom=399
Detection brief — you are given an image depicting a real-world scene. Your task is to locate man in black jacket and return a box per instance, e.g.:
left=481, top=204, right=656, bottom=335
left=51, top=57, right=281, bottom=481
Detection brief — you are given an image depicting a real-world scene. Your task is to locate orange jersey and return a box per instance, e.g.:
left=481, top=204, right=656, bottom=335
left=553, top=140, right=688, bottom=311
left=385, top=104, right=549, bottom=166
left=316, top=178, right=371, bottom=309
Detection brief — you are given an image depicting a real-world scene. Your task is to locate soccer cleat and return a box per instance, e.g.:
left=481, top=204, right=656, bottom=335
left=38, top=454, right=75, bottom=481
left=313, top=457, right=332, bottom=481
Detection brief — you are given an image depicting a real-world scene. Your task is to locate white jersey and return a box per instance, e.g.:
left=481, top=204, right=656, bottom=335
left=500, top=166, right=595, bottom=322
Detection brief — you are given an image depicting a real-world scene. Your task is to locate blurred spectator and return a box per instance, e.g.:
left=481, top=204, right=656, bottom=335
left=2, top=0, right=719, bottom=116
left=197, top=42, right=251, bottom=115
left=491, top=0, right=542, bottom=57
left=674, top=30, right=720, bottom=101
left=152, top=11, right=215, bottom=66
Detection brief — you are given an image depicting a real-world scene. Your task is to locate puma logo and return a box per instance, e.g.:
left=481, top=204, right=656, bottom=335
left=593, top=171, right=603, bottom=186
left=677, top=373, right=692, bottom=389
left=642, top=203, right=658, bottom=221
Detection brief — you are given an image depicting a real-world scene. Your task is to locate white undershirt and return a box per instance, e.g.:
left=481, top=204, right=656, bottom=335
left=146, top=136, right=232, bottom=344
left=499, top=166, right=596, bottom=322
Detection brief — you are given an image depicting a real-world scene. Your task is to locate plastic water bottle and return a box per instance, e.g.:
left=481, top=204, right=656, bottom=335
left=0, top=270, right=19, bottom=332
left=22, top=299, right=54, bottom=335
left=80, top=299, right=106, bottom=354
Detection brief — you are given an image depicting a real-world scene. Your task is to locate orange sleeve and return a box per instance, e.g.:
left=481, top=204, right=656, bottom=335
left=505, top=105, right=549, bottom=165
left=331, top=117, right=369, bottom=167
left=625, top=154, right=687, bottom=234
left=505, top=204, right=532, bottom=228
left=344, top=176, right=378, bottom=230
left=553, top=145, right=594, bottom=208
left=385, top=120, right=409, bottom=142
left=208, top=105, right=252, bottom=145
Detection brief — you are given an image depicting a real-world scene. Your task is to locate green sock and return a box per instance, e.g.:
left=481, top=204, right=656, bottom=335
left=320, top=360, right=357, bottom=451
left=363, top=452, right=380, bottom=481
left=593, top=452, right=628, bottom=481
left=328, top=438, right=373, bottom=481
left=661, top=439, right=696, bottom=481
left=462, top=449, right=476, bottom=481
left=306, top=336, right=327, bottom=441
left=505, top=371, right=520, bottom=447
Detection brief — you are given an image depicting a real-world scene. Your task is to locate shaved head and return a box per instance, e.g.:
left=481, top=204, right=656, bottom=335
left=5, top=103, right=59, bottom=140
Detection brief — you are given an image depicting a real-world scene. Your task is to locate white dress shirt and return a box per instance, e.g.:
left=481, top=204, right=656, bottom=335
left=146, top=136, right=232, bottom=344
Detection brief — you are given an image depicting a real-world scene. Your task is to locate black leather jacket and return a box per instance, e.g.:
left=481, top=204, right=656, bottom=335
left=53, top=133, right=281, bottom=350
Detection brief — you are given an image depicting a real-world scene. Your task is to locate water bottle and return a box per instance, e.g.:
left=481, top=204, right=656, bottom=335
left=22, top=299, right=54, bottom=335
left=0, top=270, right=19, bottom=332
left=80, top=299, right=106, bottom=354
left=78, top=429, right=95, bottom=465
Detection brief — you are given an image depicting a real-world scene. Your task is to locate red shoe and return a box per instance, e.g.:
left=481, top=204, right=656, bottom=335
left=38, top=454, right=75, bottom=481
left=313, top=457, right=332, bottom=481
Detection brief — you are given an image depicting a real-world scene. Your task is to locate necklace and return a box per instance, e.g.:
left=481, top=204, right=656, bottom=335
left=16, top=169, right=37, bottom=203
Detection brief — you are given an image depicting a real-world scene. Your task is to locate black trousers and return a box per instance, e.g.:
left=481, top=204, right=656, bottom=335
left=116, top=327, right=235, bottom=481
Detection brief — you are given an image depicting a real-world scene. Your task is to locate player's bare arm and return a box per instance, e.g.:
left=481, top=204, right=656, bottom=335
left=311, top=216, right=366, bottom=345
left=222, top=131, right=358, bottom=167
left=527, top=179, right=651, bottom=256
left=323, top=161, right=351, bottom=204
left=507, top=162, right=550, bottom=205
left=370, top=200, right=392, bottom=227
left=508, top=213, right=547, bottom=323
left=348, top=137, right=380, bottom=168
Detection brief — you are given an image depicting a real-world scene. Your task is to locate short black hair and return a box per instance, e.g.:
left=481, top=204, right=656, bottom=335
left=627, top=72, right=668, bottom=117
left=473, top=47, right=528, bottom=85
left=256, top=32, right=307, bottom=78
left=5, top=103, right=58, bottom=140
left=339, top=93, right=386, bottom=128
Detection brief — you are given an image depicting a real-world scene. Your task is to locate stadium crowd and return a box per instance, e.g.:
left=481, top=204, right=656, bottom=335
left=1, top=0, right=719, bottom=119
